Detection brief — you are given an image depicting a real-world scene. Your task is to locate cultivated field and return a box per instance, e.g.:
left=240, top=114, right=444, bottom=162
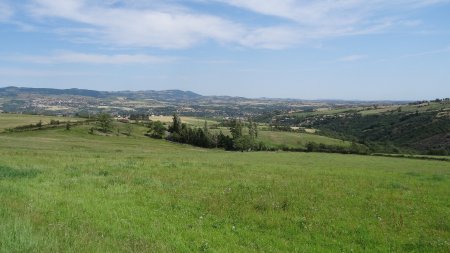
left=0, top=113, right=83, bottom=132
left=0, top=124, right=449, bottom=252
left=148, top=115, right=218, bottom=127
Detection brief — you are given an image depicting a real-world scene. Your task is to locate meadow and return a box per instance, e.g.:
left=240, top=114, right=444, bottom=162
left=0, top=114, right=83, bottom=132
left=257, top=130, right=350, bottom=149
left=0, top=121, right=449, bottom=252
left=148, top=116, right=218, bottom=127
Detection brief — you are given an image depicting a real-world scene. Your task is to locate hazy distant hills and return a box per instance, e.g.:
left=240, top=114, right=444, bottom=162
left=0, top=86, right=316, bottom=116
left=1, top=86, right=448, bottom=153
left=0, top=86, right=411, bottom=118
left=0, top=86, right=203, bottom=101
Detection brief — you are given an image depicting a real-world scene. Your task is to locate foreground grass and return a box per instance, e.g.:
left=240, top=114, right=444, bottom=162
left=0, top=126, right=449, bottom=252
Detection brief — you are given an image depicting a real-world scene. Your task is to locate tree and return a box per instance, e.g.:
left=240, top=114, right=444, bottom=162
left=203, top=121, right=209, bottom=134
left=217, top=132, right=234, bottom=150
left=96, top=113, right=113, bottom=133
left=234, top=135, right=254, bottom=152
left=248, top=118, right=258, bottom=140
left=125, top=124, right=133, bottom=136
left=229, top=119, right=243, bottom=139
left=201, top=121, right=214, bottom=147
left=148, top=121, right=166, bottom=139
left=168, top=114, right=182, bottom=134
left=253, top=122, right=258, bottom=138
left=306, top=142, right=317, bottom=152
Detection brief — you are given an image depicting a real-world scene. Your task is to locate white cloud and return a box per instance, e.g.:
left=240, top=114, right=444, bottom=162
left=11, top=0, right=450, bottom=49
left=11, top=52, right=174, bottom=64
left=240, top=26, right=303, bottom=49
left=217, top=0, right=450, bottom=24
left=29, top=0, right=245, bottom=49
left=216, top=0, right=450, bottom=46
left=0, top=2, right=13, bottom=21
left=338, top=54, right=367, bottom=62
left=0, top=67, right=94, bottom=77
left=399, top=46, right=450, bottom=58
left=376, top=46, right=450, bottom=62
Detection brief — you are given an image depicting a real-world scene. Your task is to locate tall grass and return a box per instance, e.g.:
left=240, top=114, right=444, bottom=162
left=0, top=125, right=448, bottom=252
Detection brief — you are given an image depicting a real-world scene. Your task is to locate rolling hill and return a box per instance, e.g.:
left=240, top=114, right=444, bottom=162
left=0, top=119, right=448, bottom=252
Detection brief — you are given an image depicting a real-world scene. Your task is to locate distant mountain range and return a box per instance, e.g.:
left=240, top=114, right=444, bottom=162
left=0, top=86, right=410, bottom=103
left=0, top=86, right=300, bottom=116
left=0, top=86, right=203, bottom=101
left=1, top=86, right=448, bottom=154
left=0, top=86, right=408, bottom=117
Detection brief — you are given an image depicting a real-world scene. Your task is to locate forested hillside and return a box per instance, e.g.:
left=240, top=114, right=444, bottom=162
left=306, top=101, right=450, bottom=154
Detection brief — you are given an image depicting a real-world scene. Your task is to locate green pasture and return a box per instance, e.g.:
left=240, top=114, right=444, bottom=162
left=0, top=113, right=83, bottom=132
left=0, top=124, right=448, bottom=252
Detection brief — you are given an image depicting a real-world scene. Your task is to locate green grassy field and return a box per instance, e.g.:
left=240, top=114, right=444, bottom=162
left=258, top=130, right=351, bottom=149
left=148, top=116, right=218, bottom=127
left=0, top=124, right=449, bottom=252
left=0, top=113, right=83, bottom=132
left=213, top=127, right=350, bottom=150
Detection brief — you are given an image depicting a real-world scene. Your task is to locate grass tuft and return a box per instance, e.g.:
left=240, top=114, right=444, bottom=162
left=0, top=165, right=39, bottom=179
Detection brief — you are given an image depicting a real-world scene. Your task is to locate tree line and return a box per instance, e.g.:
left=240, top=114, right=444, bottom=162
left=147, top=114, right=266, bottom=151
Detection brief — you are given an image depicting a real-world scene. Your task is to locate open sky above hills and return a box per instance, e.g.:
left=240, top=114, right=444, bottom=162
left=0, top=0, right=449, bottom=100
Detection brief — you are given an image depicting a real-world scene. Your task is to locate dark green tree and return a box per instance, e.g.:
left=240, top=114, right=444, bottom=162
left=169, top=114, right=182, bottom=134
left=148, top=121, right=166, bottom=139
left=125, top=124, right=133, bottom=136
left=248, top=118, right=258, bottom=140
left=229, top=119, right=243, bottom=139
left=203, top=120, right=209, bottom=134
left=96, top=113, right=113, bottom=133
left=253, top=122, right=258, bottom=138
left=234, top=135, right=254, bottom=152
left=217, top=132, right=234, bottom=150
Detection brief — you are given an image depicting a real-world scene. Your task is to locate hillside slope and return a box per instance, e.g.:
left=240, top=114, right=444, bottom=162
left=282, top=100, right=450, bottom=154
left=0, top=125, right=449, bottom=252
left=0, top=86, right=202, bottom=101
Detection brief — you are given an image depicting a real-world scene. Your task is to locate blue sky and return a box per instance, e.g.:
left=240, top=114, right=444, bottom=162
left=0, top=0, right=449, bottom=100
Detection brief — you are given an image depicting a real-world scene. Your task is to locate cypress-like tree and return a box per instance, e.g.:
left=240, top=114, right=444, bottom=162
left=169, top=114, right=182, bottom=134
left=230, top=119, right=243, bottom=139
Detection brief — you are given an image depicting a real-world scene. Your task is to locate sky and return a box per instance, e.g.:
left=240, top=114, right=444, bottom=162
left=0, top=0, right=449, bottom=100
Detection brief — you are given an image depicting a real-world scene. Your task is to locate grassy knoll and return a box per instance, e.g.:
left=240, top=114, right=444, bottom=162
left=258, top=130, right=351, bottom=149
left=0, top=125, right=449, bottom=252
left=292, top=108, right=359, bottom=117
left=0, top=113, right=83, bottom=131
left=358, top=102, right=448, bottom=116
left=212, top=127, right=350, bottom=150
left=292, top=101, right=450, bottom=117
